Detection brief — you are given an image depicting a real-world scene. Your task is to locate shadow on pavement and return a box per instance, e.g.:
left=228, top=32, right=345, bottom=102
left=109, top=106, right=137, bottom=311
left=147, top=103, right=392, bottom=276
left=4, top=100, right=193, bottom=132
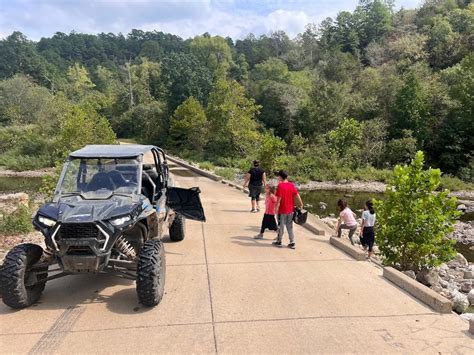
left=230, top=236, right=277, bottom=248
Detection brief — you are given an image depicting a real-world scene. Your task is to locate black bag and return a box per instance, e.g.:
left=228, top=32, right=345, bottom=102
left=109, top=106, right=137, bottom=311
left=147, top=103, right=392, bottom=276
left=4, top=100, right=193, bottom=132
left=293, top=207, right=308, bottom=225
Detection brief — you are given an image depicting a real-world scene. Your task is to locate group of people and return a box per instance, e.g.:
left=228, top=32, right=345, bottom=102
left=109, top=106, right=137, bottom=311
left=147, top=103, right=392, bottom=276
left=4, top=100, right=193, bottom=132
left=242, top=160, right=376, bottom=255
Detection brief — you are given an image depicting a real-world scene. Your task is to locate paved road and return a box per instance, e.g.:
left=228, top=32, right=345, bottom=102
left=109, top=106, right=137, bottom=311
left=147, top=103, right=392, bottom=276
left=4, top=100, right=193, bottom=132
left=1, top=163, right=473, bottom=353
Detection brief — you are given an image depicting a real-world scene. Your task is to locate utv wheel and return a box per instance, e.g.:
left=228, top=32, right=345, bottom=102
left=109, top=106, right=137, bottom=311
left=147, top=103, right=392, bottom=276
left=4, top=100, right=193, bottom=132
left=169, top=214, right=185, bottom=242
left=0, top=243, right=47, bottom=309
left=136, top=239, right=166, bottom=307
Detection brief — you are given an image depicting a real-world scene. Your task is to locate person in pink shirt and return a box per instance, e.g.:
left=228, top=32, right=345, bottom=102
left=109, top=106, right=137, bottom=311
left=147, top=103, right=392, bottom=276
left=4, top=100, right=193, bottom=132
left=335, top=199, right=358, bottom=245
left=254, top=185, right=278, bottom=239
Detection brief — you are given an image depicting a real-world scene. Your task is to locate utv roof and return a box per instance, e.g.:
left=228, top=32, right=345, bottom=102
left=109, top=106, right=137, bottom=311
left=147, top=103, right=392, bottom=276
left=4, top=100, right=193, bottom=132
left=69, top=144, right=157, bottom=158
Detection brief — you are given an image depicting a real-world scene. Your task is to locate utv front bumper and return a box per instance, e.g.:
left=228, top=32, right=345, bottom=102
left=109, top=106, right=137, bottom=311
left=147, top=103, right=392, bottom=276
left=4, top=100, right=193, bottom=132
left=53, top=222, right=112, bottom=273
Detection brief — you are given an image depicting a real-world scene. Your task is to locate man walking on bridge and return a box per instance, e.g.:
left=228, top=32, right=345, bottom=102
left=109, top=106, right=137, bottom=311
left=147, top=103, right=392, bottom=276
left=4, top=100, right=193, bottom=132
left=273, top=170, right=303, bottom=249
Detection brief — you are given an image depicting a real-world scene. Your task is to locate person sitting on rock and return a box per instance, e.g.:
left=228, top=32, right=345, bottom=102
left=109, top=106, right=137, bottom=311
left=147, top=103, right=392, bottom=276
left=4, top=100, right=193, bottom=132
left=335, top=199, right=358, bottom=245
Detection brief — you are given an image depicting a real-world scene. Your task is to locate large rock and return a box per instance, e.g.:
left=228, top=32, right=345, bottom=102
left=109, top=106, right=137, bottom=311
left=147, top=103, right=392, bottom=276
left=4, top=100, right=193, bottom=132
left=403, top=270, right=416, bottom=279
left=461, top=313, right=474, bottom=322
left=447, top=253, right=469, bottom=269
left=452, top=291, right=469, bottom=313
left=461, top=280, right=473, bottom=293
left=464, top=271, right=474, bottom=279
left=416, top=268, right=440, bottom=287
left=468, top=289, right=474, bottom=306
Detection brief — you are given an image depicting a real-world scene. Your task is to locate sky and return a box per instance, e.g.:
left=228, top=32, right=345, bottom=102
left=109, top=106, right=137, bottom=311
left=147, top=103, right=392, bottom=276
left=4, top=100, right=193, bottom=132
left=0, top=0, right=424, bottom=41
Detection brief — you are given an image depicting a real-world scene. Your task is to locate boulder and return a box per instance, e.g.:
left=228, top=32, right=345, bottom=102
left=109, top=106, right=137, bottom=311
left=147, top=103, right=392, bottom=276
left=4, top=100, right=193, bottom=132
left=464, top=271, right=474, bottom=279
left=461, top=280, right=473, bottom=293
left=447, top=253, right=469, bottom=269
left=452, top=291, right=469, bottom=313
left=469, top=289, right=474, bottom=306
left=457, top=204, right=467, bottom=211
left=460, top=313, right=474, bottom=322
left=403, top=270, right=416, bottom=279
left=439, top=279, right=449, bottom=288
left=416, top=268, right=440, bottom=287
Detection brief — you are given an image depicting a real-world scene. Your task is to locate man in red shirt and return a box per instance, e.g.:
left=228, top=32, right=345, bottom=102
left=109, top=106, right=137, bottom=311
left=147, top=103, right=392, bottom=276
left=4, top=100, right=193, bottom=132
left=273, top=170, right=303, bottom=249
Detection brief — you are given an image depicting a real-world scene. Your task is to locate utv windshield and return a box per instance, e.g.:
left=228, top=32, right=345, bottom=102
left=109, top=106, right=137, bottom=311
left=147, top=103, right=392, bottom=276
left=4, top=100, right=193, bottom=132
left=57, top=158, right=141, bottom=199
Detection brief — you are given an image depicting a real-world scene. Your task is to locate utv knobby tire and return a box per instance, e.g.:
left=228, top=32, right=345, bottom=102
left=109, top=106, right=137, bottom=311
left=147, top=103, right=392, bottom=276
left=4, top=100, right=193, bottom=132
left=136, top=239, right=166, bottom=307
left=0, top=243, right=47, bottom=309
left=169, top=214, right=185, bottom=242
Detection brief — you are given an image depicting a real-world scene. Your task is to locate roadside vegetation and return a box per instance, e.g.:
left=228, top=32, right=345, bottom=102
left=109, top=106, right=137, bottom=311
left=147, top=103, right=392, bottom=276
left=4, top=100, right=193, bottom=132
left=0, top=0, right=472, bottom=190
left=375, top=151, right=461, bottom=272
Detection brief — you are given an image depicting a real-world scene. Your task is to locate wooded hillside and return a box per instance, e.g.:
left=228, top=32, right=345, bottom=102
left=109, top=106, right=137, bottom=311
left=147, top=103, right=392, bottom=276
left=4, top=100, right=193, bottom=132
left=0, top=0, right=472, bottom=185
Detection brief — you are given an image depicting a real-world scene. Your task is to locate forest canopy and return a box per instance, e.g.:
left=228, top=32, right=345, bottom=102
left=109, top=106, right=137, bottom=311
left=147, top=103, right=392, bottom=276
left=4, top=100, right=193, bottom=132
left=0, top=0, right=472, bottom=186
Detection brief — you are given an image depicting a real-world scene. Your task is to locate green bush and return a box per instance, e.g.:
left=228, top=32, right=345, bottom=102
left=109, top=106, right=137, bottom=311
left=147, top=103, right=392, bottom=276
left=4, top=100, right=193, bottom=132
left=215, top=167, right=236, bottom=180
left=374, top=151, right=460, bottom=272
left=199, top=161, right=215, bottom=171
left=440, top=175, right=474, bottom=191
left=0, top=152, right=51, bottom=171
left=0, top=204, right=33, bottom=235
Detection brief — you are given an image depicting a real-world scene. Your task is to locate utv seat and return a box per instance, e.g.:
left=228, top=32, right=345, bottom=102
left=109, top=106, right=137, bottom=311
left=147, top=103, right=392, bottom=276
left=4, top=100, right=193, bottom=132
left=108, top=170, right=127, bottom=188
left=86, top=172, right=115, bottom=192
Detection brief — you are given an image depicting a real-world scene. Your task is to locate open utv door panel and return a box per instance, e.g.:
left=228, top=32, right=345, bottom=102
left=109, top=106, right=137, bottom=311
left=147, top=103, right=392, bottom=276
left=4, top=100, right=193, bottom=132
left=166, top=187, right=206, bottom=222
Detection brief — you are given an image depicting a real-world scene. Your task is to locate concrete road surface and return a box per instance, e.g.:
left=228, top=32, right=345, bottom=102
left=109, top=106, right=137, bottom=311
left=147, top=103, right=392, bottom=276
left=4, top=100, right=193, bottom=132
left=1, top=163, right=473, bottom=354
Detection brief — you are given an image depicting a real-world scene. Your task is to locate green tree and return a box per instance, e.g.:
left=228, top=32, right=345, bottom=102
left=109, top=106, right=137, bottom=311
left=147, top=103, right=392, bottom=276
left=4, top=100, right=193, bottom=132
left=257, top=133, right=287, bottom=173
left=393, top=72, right=430, bottom=147
left=66, top=63, right=95, bottom=101
left=206, top=79, right=261, bottom=157
left=384, top=130, right=418, bottom=166
left=302, top=76, right=351, bottom=137
left=160, top=52, right=213, bottom=111
left=374, top=151, right=460, bottom=271
left=0, top=75, right=55, bottom=126
left=55, top=104, right=116, bottom=156
left=169, top=97, right=208, bottom=152
left=130, top=58, right=161, bottom=104
left=257, top=81, right=306, bottom=140
left=437, top=53, right=474, bottom=176
left=116, top=101, right=165, bottom=144
left=326, top=118, right=363, bottom=159
left=190, top=35, right=233, bottom=79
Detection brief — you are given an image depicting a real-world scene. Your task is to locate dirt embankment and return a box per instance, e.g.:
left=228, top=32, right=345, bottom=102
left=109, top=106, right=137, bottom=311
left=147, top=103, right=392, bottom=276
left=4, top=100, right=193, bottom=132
left=0, top=167, right=54, bottom=178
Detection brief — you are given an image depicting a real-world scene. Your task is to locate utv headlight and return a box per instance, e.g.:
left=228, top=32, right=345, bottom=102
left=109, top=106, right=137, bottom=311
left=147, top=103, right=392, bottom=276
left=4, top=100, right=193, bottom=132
left=38, top=215, right=56, bottom=227
left=110, top=216, right=131, bottom=226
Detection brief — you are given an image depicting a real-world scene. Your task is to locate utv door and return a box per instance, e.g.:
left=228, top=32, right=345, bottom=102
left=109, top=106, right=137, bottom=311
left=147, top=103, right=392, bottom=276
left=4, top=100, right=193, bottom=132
left=166, top=187, right=206, bottom=222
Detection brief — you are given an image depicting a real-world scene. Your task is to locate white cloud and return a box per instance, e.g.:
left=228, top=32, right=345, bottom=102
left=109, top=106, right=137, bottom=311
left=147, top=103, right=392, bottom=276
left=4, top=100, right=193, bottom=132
left=264, top=10, right=309, bottom=37
left=0, top=0, right=426, bottom=41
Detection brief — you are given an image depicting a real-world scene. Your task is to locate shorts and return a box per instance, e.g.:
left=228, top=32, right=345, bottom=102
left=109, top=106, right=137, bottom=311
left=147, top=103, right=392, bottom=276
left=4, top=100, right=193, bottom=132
left=248, top=184, right=262, bottom=201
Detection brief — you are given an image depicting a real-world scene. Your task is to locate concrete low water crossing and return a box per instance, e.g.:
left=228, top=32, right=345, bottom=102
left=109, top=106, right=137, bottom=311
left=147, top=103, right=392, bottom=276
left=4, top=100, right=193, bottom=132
left=0, top=162, right=472, bottom=353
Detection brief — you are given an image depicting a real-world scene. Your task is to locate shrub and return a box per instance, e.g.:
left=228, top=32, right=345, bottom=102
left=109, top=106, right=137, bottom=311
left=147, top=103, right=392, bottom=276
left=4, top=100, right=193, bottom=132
left=440, top=175, right=474, bottom=191
left=199, top=161, right=215, bottom=171
left=215, top=167, right=236, bottom=181
left=0, top=204, right=33, bottom=235
left=374, top=151, right=460, bottom=272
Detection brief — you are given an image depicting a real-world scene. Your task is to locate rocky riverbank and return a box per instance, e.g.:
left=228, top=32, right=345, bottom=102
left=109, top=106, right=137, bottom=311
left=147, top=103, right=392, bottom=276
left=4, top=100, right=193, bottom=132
left=320, top=216, right=473, bottom=317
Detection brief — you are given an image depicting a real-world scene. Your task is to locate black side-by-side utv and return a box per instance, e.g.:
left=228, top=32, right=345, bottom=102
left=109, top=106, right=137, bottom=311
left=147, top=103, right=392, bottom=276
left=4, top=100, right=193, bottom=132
left=0, top=144, right=205, bottom=309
